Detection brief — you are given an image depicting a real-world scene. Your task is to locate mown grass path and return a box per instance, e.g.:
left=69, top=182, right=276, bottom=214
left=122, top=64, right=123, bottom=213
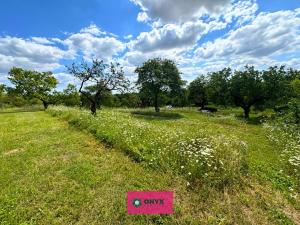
left=0, top=111, right=194, bottom=225
left=0, top=111, right=299, bottom=225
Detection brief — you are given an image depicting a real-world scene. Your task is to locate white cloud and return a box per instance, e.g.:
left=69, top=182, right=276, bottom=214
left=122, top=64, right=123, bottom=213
left=130, top=21, right=207, bottom=53
left=63, top=24, right=125, bottom=60
left=123, top=0, right=258, bottom=76
left=31, top=37, right=55, bottom=45
left=80, top=23, right=107, bottom=36
left=0, top=24, right=126, bottom=87
left=124, top=34, right=133, bottom=40
left=137, top=12, right=150, bottom=23
left=131, top=0, right=231, bottom=23
left=222, top=0, right=258, bottom=26
left=0, top=36, right=69, bottom=73
left=1, top=5, right=299, bottom=90
left=195, top=9, right=300, bottom=60
left=64, top=33, right=125, bottom=60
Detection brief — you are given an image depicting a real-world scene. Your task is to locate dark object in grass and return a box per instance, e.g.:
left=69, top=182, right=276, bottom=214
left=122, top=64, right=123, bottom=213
left=199, top=106, right=218, bottom=113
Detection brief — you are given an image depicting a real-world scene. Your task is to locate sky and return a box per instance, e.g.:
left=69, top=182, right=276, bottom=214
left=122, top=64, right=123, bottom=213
left=0, top=0, right=299, bottom=89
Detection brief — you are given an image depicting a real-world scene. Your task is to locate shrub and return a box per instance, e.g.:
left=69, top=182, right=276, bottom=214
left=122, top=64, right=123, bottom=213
left=275, top=99, right=300, bottom=124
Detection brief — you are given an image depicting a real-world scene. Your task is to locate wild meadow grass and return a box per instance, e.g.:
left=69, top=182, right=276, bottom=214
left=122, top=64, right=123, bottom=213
left=47, top=106, right=248, bottom=188
left=0, top=105, right=44, bottom=113
left=264, top=122, right=300, bottom=191
left=1, top=108, right=299, bottom=224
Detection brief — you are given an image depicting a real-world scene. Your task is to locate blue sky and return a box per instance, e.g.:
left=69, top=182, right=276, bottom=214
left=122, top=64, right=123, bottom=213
left=0, top=0, right=299, bottom=89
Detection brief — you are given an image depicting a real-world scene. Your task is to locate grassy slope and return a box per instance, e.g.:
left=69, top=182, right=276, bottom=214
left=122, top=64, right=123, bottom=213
left=0, top=110, right=299, bottom=224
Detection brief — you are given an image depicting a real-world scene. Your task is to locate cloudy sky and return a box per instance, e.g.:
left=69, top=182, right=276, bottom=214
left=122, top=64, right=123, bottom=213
left=0, top=0, right=299, bottom=89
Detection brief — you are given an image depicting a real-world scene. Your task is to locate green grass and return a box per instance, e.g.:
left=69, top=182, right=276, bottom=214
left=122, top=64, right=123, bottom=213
left=131, top=110, right=184, bottom=120
left=0, top=108, right=299, bottom=224
left=47, top=107, right=298, bottom=192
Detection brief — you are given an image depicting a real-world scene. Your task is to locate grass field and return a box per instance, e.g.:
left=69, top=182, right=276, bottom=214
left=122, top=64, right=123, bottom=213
left=0, top=108, right=299, bottom=224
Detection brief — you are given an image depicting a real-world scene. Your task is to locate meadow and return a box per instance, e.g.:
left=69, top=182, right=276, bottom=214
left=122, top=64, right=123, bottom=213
left=0, top=106, right=299, bottom=224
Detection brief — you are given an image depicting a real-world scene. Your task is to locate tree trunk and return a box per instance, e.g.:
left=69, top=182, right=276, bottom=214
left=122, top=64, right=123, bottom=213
left=91, top=101, right=97, bottom=116
left=154, top=93, right=160, bottom=113
left=42, top=100, right=49, bottom=110
left=243, top=106, right=250, bottom=119
left=200, top=102, right=205, bottom=109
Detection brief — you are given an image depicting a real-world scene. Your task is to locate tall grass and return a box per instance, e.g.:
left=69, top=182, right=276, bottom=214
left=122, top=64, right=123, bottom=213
left=264, top=121, right=300, bottom=191
left=47, top=106, right=248, bottom=188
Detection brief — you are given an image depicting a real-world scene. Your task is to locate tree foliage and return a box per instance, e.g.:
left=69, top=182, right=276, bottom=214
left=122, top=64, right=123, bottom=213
left=230, top=66, right=264, bottom=118
left=8, top=67, right=57, bottom=109
left=207, top=68, right=232, bottom=107
left=53, top=84, right=81, bottom=107
left=135, top=58, right=184, bottom=112
left=262, top=66, right=293, bottom=108
left=68, top=59, right=129, bottom=115
left=188, top=75, right=208, bottom=108
left=0, top=84, right=5, bottom=97
left=3, top=59, right=300, bottom=122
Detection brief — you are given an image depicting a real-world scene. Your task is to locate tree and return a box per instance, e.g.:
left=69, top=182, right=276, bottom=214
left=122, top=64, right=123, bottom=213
left=168, top=88, right=189, bottom=107
left=139, top=86, right=153, bottom=108
left=230, top=66, right=264, bottom=119
left=287, top=71, right=300, bottom=124
left=107, top=93, right=141, bottom=108
left=52, top=84, right=81, bottom=107
left=8, top=67, right=58, bottom=109
left=207, top=68, right=232, bottom=107
left=262, top=66, right=293, bottom=109
left=289, top=69, right=300, bottom=97
left=135, top=58, right=184, bottom=112
left=62, top=84, right=81, bottom=106
left=291, top=78, right=300, bottom=97
left=68, top=59, right=129, bottom=115
left=188, top=75, right=208, bottom=108
left=0, top=84, right=5, bottom=97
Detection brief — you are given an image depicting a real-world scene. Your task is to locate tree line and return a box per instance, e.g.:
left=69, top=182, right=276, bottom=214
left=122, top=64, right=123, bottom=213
left=0, top=58, right=299, bottom=120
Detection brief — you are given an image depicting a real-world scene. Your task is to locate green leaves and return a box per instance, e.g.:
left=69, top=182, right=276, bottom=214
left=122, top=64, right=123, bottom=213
left=8, top=67, right=57, bottom=109
left=67, top=59, right=130, bottom=115
left=188, top=75, right=208, bottom=108
left=135, top=58, right=184, bottom=112
left=230, top=66, right=264, bottom=118
left=207, top=68, right=232, bottom=107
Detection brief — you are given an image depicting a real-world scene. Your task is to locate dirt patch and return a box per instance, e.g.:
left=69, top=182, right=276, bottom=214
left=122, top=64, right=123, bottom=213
left=282, top=203, right=300, bottom=225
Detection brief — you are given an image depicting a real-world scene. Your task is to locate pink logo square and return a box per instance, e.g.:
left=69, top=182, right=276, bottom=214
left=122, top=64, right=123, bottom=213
left=127, top=191, right=174, bottom=215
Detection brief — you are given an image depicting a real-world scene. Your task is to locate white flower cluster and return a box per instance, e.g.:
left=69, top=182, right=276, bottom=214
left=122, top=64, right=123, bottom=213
left=47, top=106, right=248, bottom=187
left=263, top=122, right=300, bottom=177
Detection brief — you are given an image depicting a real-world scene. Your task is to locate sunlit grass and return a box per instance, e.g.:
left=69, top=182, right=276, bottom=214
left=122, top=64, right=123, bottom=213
left=47, top=106, right=250, bottom=188
left=0, top=108, right=299, bottom=224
